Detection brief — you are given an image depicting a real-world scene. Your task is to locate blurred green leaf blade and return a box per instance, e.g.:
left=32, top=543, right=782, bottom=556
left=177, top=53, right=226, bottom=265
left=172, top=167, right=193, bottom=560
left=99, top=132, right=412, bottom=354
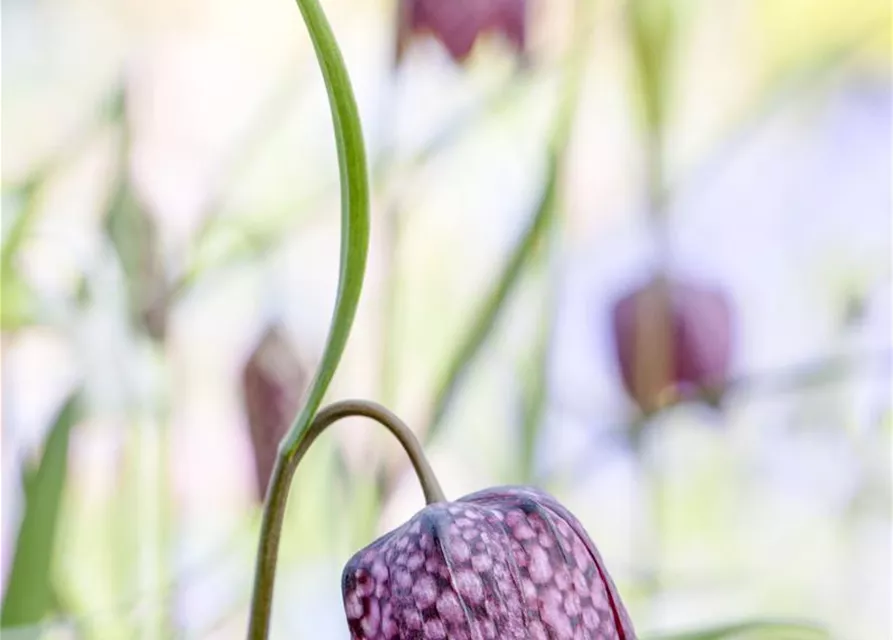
left=1, top=267, right=36, bottom=331
left=426, top=158, right=560, bottom=442
left=1, top=392, right=82, bottom=628
left=425, top=0, right=592, bottom=442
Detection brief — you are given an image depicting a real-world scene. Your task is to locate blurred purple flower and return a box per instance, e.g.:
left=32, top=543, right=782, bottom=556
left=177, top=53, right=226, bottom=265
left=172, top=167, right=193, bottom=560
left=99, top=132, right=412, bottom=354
left=241, top=326, right=307, bottom=501
left=611, top=275, right=733, bottom=414
left=342, top=486, right=635, bottom=639
left=396, top=0, right=527, bottom=63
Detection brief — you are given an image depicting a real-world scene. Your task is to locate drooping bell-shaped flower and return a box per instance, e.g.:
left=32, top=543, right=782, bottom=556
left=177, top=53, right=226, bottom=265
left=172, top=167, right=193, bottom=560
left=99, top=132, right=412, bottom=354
left=396, top=0, right=527, bottom=63
left=611, top=275, right=733, bottom=414
left=343, top=485, right=635, bottom=639
left=242, top=326, right=307, bottom=500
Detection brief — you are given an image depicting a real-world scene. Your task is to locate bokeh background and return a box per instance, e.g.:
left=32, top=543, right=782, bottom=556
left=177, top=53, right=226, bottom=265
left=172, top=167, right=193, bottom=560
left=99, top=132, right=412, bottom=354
left=2, top=0, right=891, bottom=638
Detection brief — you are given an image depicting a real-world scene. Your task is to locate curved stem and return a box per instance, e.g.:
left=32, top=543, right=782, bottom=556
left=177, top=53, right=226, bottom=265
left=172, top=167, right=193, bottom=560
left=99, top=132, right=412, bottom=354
left=279, top=0, right=370, bottom=458
left=247, top=399, right=444, bottom=639
left=247, top=0, right=370, bottom=636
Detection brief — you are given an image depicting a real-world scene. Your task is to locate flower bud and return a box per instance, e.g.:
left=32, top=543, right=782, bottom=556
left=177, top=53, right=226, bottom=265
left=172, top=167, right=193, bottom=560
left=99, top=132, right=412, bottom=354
left=396, top=0, right=527, bottom=63
left=242, top=326, right=307, bottom=500
left=342, top=486, right=635, bottom=639
left=611, top=276, right=733, bottom=414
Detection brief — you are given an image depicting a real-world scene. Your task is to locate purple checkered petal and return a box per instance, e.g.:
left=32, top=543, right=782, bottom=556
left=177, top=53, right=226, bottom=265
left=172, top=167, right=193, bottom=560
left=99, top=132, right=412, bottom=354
left=342, top=486, right=635, bottom=639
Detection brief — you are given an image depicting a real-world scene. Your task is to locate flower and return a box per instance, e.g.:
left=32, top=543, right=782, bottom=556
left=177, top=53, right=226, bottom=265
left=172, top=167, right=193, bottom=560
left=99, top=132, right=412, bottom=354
left=396, top=0, right=527, bottom=63
left=241, top=326, right=307, bottom=500
left=342, top=485, right=635, bottom=639
left=611, top=275, right=733, bottom=414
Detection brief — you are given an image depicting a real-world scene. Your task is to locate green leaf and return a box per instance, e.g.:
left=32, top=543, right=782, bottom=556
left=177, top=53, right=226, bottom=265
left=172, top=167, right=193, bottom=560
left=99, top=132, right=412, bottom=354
left=425, top=155, right=560, bottom=442
left=645, top=619, right=830, bottom=640
left=1, top=182, right=39, bottom=271
left=1, top=267, right=36, bottom=331
left=279, top=0, right=370, bottom=456
left=425, top=2, right=592, bottom=442
left=1, top=182, right=42, bottom=331
left=1, top=393, right=81, bottom=628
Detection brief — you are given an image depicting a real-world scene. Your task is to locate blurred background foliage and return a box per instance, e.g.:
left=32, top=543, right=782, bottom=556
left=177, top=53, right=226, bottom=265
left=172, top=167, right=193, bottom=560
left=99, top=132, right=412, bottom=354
left=1, top=0, right=890, bottom=638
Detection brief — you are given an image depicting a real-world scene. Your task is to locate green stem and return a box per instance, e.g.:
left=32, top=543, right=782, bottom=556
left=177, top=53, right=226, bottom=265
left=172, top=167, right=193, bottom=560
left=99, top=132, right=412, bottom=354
left=246, top=0, right=370, bottom=636
left=277, top=0, right=370, bottom=458
left=169, top=68, right=526, bottom=306
left=246, top=400, right=444, bottom=639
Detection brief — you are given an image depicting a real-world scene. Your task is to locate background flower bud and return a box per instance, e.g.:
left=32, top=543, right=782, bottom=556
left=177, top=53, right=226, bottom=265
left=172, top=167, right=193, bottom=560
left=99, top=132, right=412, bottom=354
left=343, top=486, right=635, bottom=639
left=241, top=326, right=307, bottom=500
left=611, top=275, right=733, bottom=414
left=396, top=0, right=527, bottom=63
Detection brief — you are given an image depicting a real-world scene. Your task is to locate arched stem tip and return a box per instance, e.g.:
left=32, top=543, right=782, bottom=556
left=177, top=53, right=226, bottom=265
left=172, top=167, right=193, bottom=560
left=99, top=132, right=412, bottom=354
left=246, top=399, right=444, bottom=639
left=308, top=399, right=446, bottom=505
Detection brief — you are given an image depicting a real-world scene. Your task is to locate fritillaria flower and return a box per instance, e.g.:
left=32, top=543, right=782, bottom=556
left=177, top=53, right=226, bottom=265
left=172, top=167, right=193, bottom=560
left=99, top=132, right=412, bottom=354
left=242, top=326, right=307, bottom=500
left=396, top=0, right=528, bottom=63
left=611, top=275, right=733, bottom=414
left=343, top=485, right=635, bottom=639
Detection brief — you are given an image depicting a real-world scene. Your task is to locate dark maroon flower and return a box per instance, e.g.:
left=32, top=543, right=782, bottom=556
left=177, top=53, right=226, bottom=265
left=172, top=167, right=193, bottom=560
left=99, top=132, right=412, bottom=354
left=396, top=0, right=527, bottom=63
left=342, top=485, right=635, bottom=639
left=611, top=275, right=733, bottom=414
left=242, top=326, right=307, bottom=500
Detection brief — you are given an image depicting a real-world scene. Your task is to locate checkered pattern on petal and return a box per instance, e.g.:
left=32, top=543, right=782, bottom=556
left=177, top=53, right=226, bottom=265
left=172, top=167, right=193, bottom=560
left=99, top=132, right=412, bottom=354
left=342, top=486, right=635, bottom=639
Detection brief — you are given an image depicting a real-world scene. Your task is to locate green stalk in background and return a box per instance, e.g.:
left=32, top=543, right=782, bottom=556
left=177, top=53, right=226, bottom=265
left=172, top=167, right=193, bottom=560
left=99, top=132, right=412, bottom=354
left=628, top=0, right=677, bottom=253
left=246, top=0, right=370, bottom=636
left=374, top=14, right=406, bottom=414
left=1, top=180, right=43, bottom=331
left=626, top=0, right=680, bottom=610
left=1, top=85, right=123, bottom=331
left=1, top=84, right=124, bottom=633
left=516, top=251, right=558, bottom=485
left=103, top=89, right=173, bottom=638
left=171, top=67, right=527, bottom=305
left=424, top=0, right=594, bottom=445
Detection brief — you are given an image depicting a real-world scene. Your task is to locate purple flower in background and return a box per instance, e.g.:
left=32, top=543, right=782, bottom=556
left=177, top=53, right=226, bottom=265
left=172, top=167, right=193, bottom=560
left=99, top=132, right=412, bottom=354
left=611, top=275, right=733, bottom=414
left=342, top=486, right=635, bottom=639
left=242, top=326, right=307, bottom=500
left=396, top=0, right=527, bottom=63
